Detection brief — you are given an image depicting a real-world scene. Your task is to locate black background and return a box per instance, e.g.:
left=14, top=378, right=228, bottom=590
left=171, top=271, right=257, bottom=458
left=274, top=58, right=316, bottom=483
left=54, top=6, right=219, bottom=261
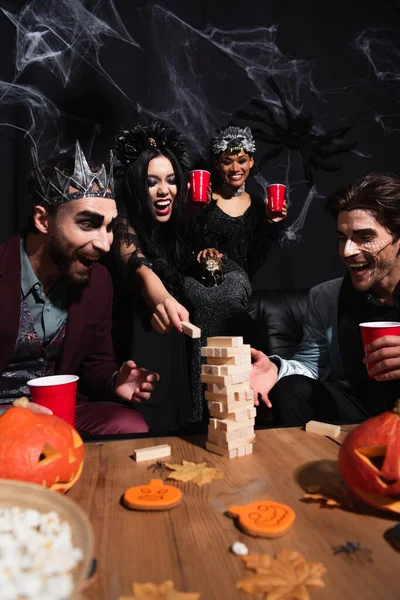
left=1, top=0, right=400, bottom=290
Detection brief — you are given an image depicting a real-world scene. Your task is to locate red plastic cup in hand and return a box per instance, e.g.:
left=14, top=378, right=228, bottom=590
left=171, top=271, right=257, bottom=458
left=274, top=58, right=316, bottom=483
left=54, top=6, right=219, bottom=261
left=189, top=170, right=211, bottom=203
left=359, top=321, right=400, bottom=378
left=266, top=183, right=286, bottom=213
left=27, top=375, right=79, bottom=426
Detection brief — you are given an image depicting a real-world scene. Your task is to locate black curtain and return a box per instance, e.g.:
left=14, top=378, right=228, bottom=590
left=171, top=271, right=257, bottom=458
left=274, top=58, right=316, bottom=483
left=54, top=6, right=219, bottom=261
left=1, top=0, right=399, bottom=290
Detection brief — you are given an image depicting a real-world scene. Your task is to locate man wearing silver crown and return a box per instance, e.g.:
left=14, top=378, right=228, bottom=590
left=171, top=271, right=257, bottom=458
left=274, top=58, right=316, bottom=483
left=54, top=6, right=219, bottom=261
left=0, top=142, right=159, bottom=435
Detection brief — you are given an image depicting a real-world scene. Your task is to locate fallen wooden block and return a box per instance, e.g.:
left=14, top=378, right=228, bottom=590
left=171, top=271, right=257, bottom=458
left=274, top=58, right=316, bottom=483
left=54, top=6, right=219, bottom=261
left=305, top=420, right=341, bottom=438
left=181, top=321, right=201, bottom=338
left=207, top=336, right=243, bottom=347
left=132, top=444, right=171, bottom=462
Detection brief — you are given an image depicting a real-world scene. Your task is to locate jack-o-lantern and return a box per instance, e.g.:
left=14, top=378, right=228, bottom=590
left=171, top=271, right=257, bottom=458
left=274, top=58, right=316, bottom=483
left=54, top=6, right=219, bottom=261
left=0, top=407, right=84, bottom=493
left=338, top=400, right=400, bottom=514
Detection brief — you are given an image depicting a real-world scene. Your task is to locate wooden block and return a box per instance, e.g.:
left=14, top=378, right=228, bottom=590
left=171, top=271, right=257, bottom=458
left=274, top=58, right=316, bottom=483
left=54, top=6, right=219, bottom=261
left=305, top=420, right=341, bottom=438
left=247, top=406, right=257, bottom=418
left=208, top=401, right=253, bottom=420
left=241, top=426, right=255, bottom=439
left=202, top=364, right=251, bottom=377
left=209, top=382, right=252, bottom=396
left=209, top=418, right=218, bottom=429
left=208, top=428, right=243, bottom=444
left=181, top=321, right=201, bottom=338
left=201, top=373, right=232, bottom=386
left=245, top=443, right=253, bottom=455
left=215, top=417, right=255, bottom=433
left=206, top=441, right=238, bottom=459
left=208, top=435, right=255, bottom=451
left=206, top=355, right=249, bottom=366
left=133, top=444, right=171, bottom=462
left=201, top=345, right=251, bottom=358
left=207, top=336, right=243, bottom=347
left=237, top=446, right=246, bottom=457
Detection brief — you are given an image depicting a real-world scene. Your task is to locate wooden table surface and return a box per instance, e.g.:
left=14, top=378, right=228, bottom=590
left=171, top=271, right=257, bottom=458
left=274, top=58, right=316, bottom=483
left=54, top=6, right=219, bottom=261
left=69, top=427, right=399, bottom=600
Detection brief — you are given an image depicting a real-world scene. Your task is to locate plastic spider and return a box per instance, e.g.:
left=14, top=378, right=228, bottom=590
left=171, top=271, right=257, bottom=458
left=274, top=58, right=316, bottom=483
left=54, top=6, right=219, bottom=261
left=332, top=541, right=373, bottom=563
left=147, top=460, right=168, bottom=478
left=232, top=77, right=357, bottom=186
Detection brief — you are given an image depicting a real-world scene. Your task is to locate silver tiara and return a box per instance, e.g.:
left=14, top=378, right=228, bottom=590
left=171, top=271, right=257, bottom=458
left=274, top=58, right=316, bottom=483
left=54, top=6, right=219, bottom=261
left=32, top=141, right=115, bottom=207
left=212, top=126, right=256, bottom=156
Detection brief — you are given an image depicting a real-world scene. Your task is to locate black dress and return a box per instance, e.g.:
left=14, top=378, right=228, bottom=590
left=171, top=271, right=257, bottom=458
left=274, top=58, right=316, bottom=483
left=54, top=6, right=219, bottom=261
left=188, top=195, right=280, bottom=277
left=109, top=228, right=193, bottom=434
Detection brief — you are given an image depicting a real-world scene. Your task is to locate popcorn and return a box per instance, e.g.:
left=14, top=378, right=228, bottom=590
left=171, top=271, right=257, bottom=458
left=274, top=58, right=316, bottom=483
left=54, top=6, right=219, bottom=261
left=231, top=541, right=249, bottom=556
left=0, top=507, right=83, bottom=600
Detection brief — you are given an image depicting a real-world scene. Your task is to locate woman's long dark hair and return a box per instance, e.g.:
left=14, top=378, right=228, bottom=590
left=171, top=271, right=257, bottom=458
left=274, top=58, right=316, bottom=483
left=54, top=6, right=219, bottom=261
left=115, top=145, right=187, bottom=294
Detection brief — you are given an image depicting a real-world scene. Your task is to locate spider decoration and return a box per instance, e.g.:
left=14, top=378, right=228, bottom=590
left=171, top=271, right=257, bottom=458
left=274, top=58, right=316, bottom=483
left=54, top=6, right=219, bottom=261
left=332, top=541, right=373, bottom=563
left=231, top=77, right=358, bottom=187
left=147, top=460, right=168, bottom=479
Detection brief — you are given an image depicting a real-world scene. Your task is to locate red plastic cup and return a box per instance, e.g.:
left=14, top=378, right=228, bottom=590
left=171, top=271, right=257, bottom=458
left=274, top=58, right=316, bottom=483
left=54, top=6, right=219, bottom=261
left=359, top=321, right=400, bottom=377
left=266, top=183, right=286, bottom=213
left=189, top=170, right=211, bottom=203
left=27, top=375, right=79, bottom=426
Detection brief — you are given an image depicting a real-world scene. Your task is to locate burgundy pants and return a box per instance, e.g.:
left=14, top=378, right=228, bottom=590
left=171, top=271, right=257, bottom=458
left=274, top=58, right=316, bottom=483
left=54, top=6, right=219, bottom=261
left=75, top=400, right=149, bottom=435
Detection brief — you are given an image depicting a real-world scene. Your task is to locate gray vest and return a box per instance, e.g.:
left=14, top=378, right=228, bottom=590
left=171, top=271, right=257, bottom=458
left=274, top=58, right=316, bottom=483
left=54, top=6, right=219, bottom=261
left=0, top=296, right=67, bottom=403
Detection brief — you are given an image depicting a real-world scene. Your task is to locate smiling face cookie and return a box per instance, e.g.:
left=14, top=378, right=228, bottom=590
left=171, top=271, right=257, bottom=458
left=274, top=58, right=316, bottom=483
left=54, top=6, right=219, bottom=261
left=227, top=500, right=296, bottom=538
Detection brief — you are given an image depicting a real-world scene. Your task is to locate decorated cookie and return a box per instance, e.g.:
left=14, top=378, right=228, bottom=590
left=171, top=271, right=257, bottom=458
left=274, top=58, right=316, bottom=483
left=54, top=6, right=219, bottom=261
left=227, top=500, right=295, bottom=538
left=123, top=479, right=182, bottom=511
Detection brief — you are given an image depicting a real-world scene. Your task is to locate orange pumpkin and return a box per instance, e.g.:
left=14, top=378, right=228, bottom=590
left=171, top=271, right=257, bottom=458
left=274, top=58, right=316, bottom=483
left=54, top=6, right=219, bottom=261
left=0, top=407, right=84, bottom=493
left=338, top=400, right=400, bottom=514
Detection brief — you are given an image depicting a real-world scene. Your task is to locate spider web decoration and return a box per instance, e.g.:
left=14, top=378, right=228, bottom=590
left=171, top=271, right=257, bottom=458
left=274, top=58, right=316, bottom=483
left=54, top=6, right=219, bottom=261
left=231, top=77, right=358, bottom=187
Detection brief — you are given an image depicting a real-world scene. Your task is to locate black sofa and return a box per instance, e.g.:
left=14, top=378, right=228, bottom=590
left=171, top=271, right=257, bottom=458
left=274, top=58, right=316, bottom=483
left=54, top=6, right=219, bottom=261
left=246, top=288, right=310, bottom=358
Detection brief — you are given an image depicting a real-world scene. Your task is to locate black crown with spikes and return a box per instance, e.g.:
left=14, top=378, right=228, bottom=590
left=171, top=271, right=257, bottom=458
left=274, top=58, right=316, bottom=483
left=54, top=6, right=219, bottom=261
left=31, top=141, right=115, bottom=207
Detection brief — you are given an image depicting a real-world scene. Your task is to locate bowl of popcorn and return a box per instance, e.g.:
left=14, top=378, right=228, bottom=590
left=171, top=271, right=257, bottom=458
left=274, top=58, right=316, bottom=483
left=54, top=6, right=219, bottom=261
left=0, top=479, right=94, bottom=600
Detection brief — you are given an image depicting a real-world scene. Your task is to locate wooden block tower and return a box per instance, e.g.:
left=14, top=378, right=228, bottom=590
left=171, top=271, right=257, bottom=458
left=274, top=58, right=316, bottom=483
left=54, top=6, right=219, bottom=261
left=201, top=336, right=256, bottom=459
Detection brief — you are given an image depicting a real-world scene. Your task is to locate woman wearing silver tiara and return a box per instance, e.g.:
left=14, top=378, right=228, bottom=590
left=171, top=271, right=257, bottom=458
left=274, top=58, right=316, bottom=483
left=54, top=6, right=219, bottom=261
left=109, top=121, right=197, bottom=432
left=188, top=126, right=287, bottom=278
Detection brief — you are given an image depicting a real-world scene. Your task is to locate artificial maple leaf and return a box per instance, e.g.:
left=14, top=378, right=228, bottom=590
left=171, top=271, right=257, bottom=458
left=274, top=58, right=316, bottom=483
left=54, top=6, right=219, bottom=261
left=237, top=549, right=326, bottom=600
left=165, top=461, right=224, bottom=486
left=118, top=579, right=200, bottom=600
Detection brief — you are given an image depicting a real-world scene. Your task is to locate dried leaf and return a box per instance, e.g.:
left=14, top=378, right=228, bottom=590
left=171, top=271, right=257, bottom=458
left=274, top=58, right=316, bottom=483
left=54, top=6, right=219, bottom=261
left=118, top=579, right=200, bottom=600
left=237, top=549, right=326, bottom=600
left=242, top=553, right=273, bottom=574
left=165, top=461, right=224, bottom=486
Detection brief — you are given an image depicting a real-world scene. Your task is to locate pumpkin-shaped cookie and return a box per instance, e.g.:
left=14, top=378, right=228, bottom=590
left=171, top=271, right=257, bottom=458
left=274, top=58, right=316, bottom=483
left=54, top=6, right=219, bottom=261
left=123, top=479, right=182, bottom=511
left=227, top=500, right=295, bottom=537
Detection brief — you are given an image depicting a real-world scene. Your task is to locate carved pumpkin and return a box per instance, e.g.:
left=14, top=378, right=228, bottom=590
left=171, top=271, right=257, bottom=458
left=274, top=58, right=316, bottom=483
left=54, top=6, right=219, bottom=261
left=338, top=400, right=400, bottom=514
left=0, top=407, right=84, bottom=493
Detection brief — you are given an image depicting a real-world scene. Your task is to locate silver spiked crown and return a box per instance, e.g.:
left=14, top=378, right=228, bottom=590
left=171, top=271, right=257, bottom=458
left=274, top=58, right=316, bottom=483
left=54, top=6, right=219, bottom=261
left=31, top=141, right=115, bottom=207
left=212, top=126, right=256, bottom=156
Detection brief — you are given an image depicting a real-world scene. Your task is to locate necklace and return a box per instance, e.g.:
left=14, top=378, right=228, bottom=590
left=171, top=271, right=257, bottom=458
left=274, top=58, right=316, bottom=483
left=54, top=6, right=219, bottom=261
left=222, top=183, right=245, bottom=197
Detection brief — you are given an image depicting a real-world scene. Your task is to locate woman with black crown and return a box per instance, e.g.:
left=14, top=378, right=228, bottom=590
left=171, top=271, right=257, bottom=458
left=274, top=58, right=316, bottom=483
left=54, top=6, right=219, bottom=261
left=110, top=121, right=196, bottom=433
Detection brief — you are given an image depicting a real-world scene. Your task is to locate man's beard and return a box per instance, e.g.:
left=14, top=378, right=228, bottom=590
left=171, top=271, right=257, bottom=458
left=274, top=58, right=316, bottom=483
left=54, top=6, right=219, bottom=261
left=48, top=235, right=100, bottom=285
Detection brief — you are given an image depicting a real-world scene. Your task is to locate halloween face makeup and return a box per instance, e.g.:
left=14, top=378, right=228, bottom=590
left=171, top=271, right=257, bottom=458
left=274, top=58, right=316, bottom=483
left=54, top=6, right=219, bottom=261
left=337, top=209, right=400, bottom=293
